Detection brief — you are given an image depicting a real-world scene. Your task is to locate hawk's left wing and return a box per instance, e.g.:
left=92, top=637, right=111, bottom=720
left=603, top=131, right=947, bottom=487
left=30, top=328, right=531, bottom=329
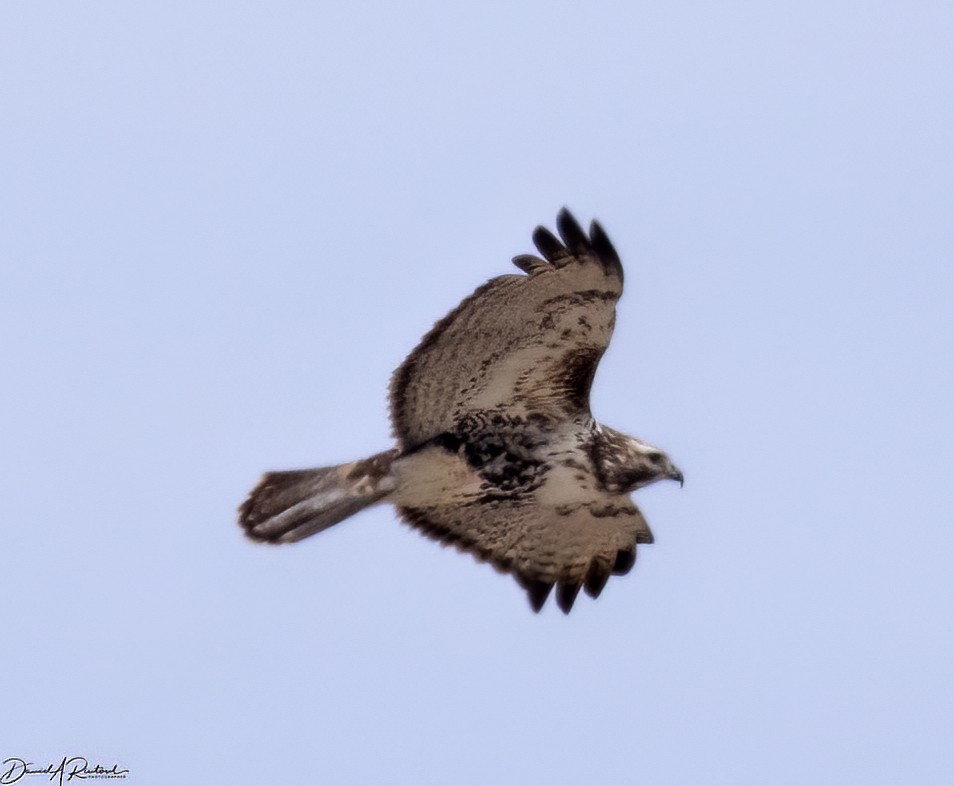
left=398, top=487, right=653, bottom=614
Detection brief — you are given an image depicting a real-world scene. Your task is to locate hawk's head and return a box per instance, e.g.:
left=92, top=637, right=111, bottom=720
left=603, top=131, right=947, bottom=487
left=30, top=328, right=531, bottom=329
left=591, top=426, right=683, bottom=494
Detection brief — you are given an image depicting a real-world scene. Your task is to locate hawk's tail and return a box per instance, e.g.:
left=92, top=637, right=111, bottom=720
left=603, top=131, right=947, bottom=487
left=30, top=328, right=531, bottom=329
left=239, top=449, right=399, bottom=544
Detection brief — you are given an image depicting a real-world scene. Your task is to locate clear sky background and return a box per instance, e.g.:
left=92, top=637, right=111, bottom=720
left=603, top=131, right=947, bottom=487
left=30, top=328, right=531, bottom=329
left=2, top=2, right=952, bottom=784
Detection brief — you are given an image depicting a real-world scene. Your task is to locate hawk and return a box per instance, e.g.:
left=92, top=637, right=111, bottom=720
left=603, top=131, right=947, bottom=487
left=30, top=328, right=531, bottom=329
left=239, top=209, right=682, bottom=613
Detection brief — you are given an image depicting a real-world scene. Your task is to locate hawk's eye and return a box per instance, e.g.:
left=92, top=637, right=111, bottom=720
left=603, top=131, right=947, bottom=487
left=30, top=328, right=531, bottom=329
left=649, top=453, right=664, bottom=465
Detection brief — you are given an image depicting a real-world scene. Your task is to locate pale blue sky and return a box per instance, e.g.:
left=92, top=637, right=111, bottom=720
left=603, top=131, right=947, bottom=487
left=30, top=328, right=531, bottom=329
left=2, top=2, right=952, bottom=784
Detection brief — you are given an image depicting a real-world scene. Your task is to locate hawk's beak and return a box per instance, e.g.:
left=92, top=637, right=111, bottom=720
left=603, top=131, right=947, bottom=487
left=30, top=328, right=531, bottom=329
left=670, top=468, right=684, bottom=488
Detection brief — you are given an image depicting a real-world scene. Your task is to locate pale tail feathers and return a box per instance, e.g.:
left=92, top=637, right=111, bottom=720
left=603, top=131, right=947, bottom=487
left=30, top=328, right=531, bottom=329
left=239, top=449, right=399, bottom=544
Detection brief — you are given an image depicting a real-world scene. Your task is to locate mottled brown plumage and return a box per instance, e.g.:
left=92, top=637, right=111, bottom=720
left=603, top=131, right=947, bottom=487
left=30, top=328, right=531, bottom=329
left=239, top=209, right=682, bottom=613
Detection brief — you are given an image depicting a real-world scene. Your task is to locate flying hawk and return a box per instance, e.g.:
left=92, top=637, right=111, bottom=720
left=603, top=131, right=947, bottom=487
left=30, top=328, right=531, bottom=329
left=239, top=209, right=682, bottom=613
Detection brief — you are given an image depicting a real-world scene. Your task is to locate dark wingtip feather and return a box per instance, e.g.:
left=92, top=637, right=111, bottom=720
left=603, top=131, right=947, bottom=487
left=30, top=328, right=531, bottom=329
left=612, top=547, right=636, bottom=576
left=556, top=208, right=590, bottom=252
left=556, top=581, right=582, bottom=614
left=521, top=577, right=554, bottom=612
left=583, top=559, right=611, bottom=599
left=532, top=225, right=567, bottom=263
left=589, top=220, right=624, bottom=282
left=512, top=254, right=549, bottom=275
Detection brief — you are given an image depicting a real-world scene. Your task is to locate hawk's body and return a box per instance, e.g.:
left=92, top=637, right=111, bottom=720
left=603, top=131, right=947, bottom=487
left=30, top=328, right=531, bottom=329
left=240, top=209, right=681, bottom=613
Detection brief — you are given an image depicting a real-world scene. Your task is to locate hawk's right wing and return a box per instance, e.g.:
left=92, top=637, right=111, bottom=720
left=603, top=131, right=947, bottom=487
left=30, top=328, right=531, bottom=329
left=390, top=209, right=625, bottom=449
